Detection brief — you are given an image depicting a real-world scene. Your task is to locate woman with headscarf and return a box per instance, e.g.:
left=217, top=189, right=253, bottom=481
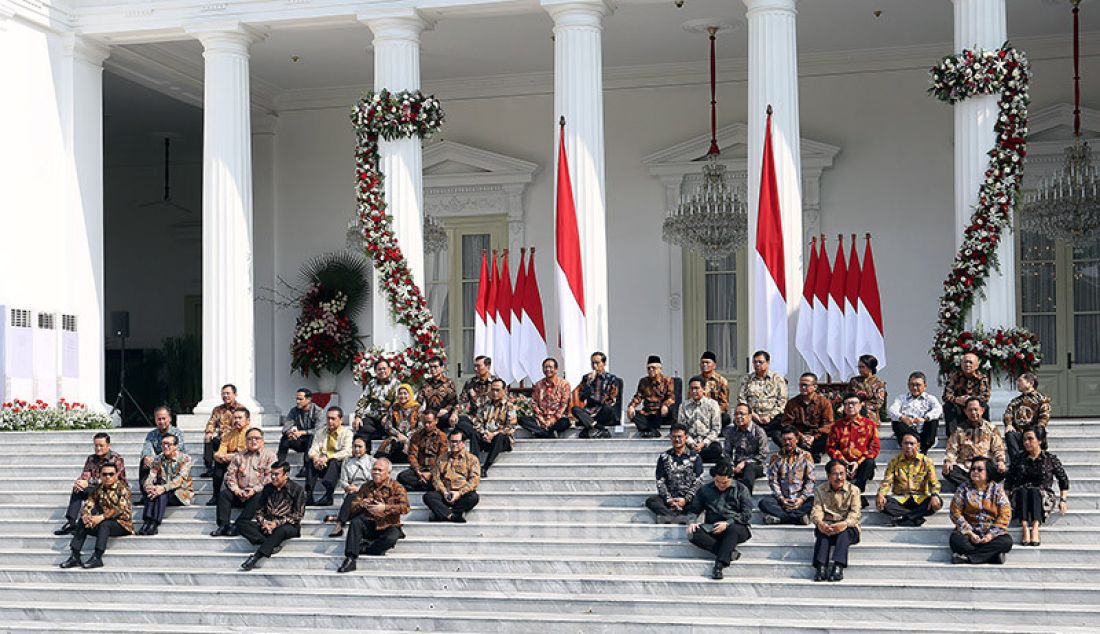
left=375, top=384, right=419, bottom=464
left=848, top=354, right=887, bottom=423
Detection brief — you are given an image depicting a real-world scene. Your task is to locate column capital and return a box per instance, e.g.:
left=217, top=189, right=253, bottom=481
left=186, top=22, right=265, bottom=54
left=62, top=34, right=110, bottom=67
left=743, top=0, right=797, bottom=16
left=542, top=0, right=613, bottom=27
left=359, top=9, right=433, bottom=42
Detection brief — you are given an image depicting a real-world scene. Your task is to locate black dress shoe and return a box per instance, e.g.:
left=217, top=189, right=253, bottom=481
left=240, top=553, right=263, bottom=571
left=53, top=522, right=76, bottom=536
left=296, top=468, right=307, bottom=478
left=337, top=556, right=357, bottom=573
left=827, top=563, right=844, bottom=582
left=329, top=526, right=345, bottom=538
left=711, top=562, right=725, bottom=580
left=59, top=554, right=82, bottom=569
left=145, top=523, right=159, bottom=536
left=82, top=555, right=104, bottom=569
left=199, top=470, right=214, bottom=478
left=813, top=565, right=827, bottom=582
left=210, top=525, right=229, bottom=537
left=317, top=496, right=334, bottom=507
left=449, top=513, right=467, bottom=524
left=951, top=553, right=970, bottom=565
left=205, top=498, right=218, bottom=506
left=226, top=525, right=240, bottom=537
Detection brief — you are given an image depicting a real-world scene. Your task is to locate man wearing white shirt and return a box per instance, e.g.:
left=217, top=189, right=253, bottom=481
left=888, top=372, right=943, bottom=453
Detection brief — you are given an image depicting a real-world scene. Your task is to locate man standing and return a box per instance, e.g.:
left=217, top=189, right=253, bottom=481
left=210, top=406, right=251, bottom=502
left=942, top=398, right=1007, bottom=488
left=140, top=434, right=193, bottom=535
left=419, top=356, right=458, bottom=430
left=779, top=373, right=835, bottom=462
left=571, top=351, right=620, bottom=439
left=678, top=376, right=724, bottom=463
left=398, top=410, right=448, bottom=492
left=424, top=430, right=482, bottom=523
left=758, top=427, right=816, bottom=525
left=888, top=371, right=943, bottom=453
left=942, top=352, right=991, bottom=437
left=139, top=406, right=186, bottom=502
left=685, top=463, right=754, bottom=580
left=353, top=359, right=399, bottom=442
left=877, top=431, right=942, bottom=527
left=644, top=424, right=704, bottom=524
left=738, top=350, right=788, bottom=437
left=55, top=432, right=127, bottom=536
left=471, top=379, right=516, bottom=476
left=59, top=463, right=131, bottom=570
left=239, top=461, right=306, bottom=571
left=201, top=384, right=239, bottom=477
left=1003, top=372, right=1052, bottom=462
left=827, top=393, right=881, bottom=497
left=628, top=355, right=677, bottom=438
left=305, top=406, right=353, bottom=506
left=337, top=457, right=410, bottom=571
left=210, top=428, right=275, bottom=537
left=698, top=351, right=731, bottom=428
left=722, top=404, right=769, bottom=493
left=518, top=358, right=572, bottom=438
left=279, top=388, right=324, bottom=475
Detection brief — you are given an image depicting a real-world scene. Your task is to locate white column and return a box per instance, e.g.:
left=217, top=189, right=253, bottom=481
left=544, top=0, right=611, bottom=356
left=61, top=35, right=111, bottom=411
left=953, top=0, right=1014, bottom=329
left=744, top=0, right=803, bottom=372
left=189, top=24, right=263, bottom=414
left=252, top=114, right=278, bottom=414
left=360, top=12, right=430, bottom=352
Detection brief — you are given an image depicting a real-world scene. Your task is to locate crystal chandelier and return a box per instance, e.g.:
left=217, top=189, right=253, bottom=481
left=345, top=214, right=449, bottom=254
left=662, top=25, right=748, bottom=262
left=1020, top=0, right=1100, bottom=246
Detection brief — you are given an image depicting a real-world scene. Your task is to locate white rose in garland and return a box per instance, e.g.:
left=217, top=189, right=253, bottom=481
left=928, top=44, right=1042, bottom=380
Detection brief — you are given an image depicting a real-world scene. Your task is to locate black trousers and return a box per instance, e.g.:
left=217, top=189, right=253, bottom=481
left=397, top=468, right=434, bottom=492
left=632, top=411, right=673, bottom=434
left=813, top=526, right=860, bottom=567
left=1012, top=486, right=1047, bottom=524
left=423, top=490, right=480, bottom=520
left=645, top=496, right=691, bottom=522
left=142, top=492, right=184, bottom=523
left=799, top=434, right=829, bottom=463
left=571, top=405, right=616, bottom=429
left=473, top=434, right=511, bottom=472
left=239, top=520, right=300, bottom=557
left=355, top=415, right=385, bottom=443
left=203, top=436, right=221, bottom=470
left=761, top=416, right=786, bottom=446
left=892, top=419, right=940, bottom=454
left=881, top=497, right=938, bottom=525
left=215, top=488, right=263, bottom=528
left=758, top=496, right=815, bottom=523
left=696, top=442, right=725, bottom=464
left=138, top=462, right=152, bottom=503
left=950, top=531, right=1012, bottom=564
left=277, top=433, right=313, bottom=466
left=518, top=415, right=571, bottom=438
left=731, top=462, right=764, bottom=494
left=689, top=523, right=751, bottom=566
left=335, top=493, right=358, bottom=525
left=306, top=459, right=343, bottom=502
left=944, top=464, right=1005, bottom=490
left=1005, top=430, right=1031, bottom=463
left=345, top=515, right=404, bottom=557
left=453, top=416, right=480, bottom=444
left=70, top=519, right=127, bottom=555
left=848, top=459, right=877, bottom=493
left=64, top=489, right=91, bottom=524
left=211, top=461, right=231, bottom=498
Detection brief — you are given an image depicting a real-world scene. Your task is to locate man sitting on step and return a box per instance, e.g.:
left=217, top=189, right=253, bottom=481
left=758, top=427, right=816, bottom=525
left=353, top=358, right=400, bottom=443
left=210, top=428, right=275, bottom=537
left=518, top=357, right=572, bottom=438
left=876, top=431, right=942, bottom=527
left=678, top=376, right=724, bottom=463
left=571, top=351, right=620, bottom=439
left=139, top=406, right=187, bottom=504
left=645, top=424, right=704, bottom=524
left=278, top=388, right=324, bottom=477
left=455, top=355, right=500, bottom=441
left=685, top=462, right=754, bottom=580
left=698, top=351, right=731, bottom=429
left=826, top=392, right=881, bottom=500
left=305, top=406, right=353, bottom=506
left=470, top=379, right=516, bottom=477
left=778, top=373, right=834, bottom=462
left=397, top=409, right=448, bottom=492
left=201, top=384, right=239, bottom=478
left=942, top=397, right=1007, bottom=490
left=627, top=355, right=676, bottom=438
left=59, top=463, right=132, bottom=570
left=239, top=461, right=306, bottom=571
left=140, top=433, right=193, bottom=535
left=942, top=352, right=990, bottom=438
left=209, top=406, right=252, bottom=503
left=337, top=457, right=410, bottom=572
left=54, top=432, right=127, bottom=536
left=424, top=429, right=482, bottom=523
left=722, top=403, right=770, bottom=493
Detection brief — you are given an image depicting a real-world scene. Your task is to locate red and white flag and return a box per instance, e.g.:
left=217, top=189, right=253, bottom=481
left=752, top=109, right=788, bottom=376
left=511, top=249, right=529, bottom=384
left=474, top=250, right=491, bottom=358
left=555, top=121, right=588, bottom=383
left=856, top=235, right=886, bottom=369
left=826, top=235, right=847, bottom=380
left=520, top=248, right=548, bottom=381
left=494, top=250, right=515, bottom=385
left=485, top=251, right=499, bottom=361
left=795, top=237, right=821, bottom=376
left=843, top=234, right=862, bottom=378
left=812, top=234, right=834, bottom=379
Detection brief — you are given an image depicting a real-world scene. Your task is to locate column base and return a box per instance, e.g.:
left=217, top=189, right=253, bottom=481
left=985, top=386, right=1014, bottom=424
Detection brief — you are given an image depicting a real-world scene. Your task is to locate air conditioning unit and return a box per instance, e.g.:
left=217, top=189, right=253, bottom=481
left=34, top=311, right=58, bottom=404
left=60, top=313, right=80, bottom=400
left=0, top=306, right=34, bottom=402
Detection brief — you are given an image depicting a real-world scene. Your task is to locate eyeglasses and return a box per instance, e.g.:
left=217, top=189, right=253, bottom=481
left=101, top=472, right=117, bottom=478
left=448, top=439, right=464, bottom=444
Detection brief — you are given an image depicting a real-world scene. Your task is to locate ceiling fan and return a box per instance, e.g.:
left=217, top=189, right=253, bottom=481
left=138, top=136, right=196, bottom=214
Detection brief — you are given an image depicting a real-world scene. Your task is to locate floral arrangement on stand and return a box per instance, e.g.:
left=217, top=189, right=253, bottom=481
left=347, top=89, right=447, bottom=387
left=289, top=252, right=369, bottom=378
left=928, top=44, right=1042, bottom=380
left=0, top=398, right=113, bottom=432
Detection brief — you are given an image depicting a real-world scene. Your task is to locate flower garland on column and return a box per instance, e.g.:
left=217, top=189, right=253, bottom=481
left=928, top=44, right=1042, bottom=379
left=348, top=89, right=446, bottom=386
